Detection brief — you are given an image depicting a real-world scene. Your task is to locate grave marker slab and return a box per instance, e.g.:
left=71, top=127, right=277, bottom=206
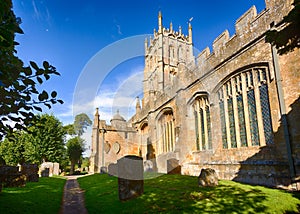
left=117, top=155, right=144, bottom=201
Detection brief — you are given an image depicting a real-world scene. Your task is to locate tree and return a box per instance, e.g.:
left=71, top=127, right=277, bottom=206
left=64, top=113, right=91, bottom=174
left=0, top=114, right=67, bottom=165
left=73, top=113, right=92, bottom=136
left=0, top=0, right=63, bottom=140
left=66, top=137, right=85, bottom=175
left=265, top=0, right=300, bottom=55
left=0, top=131, right=29, bottom=165
left=25, top=114, right=66, bottom=164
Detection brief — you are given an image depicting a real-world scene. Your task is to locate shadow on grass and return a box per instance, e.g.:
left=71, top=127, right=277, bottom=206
left=79, top=174, right=271, bottom=213
left=140, top=175, right=266, bottom=213
left=0, top=177, right=66, bottom=214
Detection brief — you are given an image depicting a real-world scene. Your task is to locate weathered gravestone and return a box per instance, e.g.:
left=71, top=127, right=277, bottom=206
left=41, top=168, right=50, bottom=177
left=167, top=158, right=181, bottom=175
left=118, top=155, right=144, bottom=201
left=143, top=160, right=154, bottom=172
left=0, top=165, right=26, bottom=188
left=21, top=164, right=39, bottom=182
left=108, top=163, right=118, bottom=177
left=198, top=168, right=218, bottom=187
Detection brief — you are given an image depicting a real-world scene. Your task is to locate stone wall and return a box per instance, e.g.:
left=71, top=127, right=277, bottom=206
left=90, top=0, right=300, bottom=189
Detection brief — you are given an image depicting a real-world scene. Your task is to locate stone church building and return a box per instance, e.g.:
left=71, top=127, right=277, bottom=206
left=90, top=0, right=300, bottom=188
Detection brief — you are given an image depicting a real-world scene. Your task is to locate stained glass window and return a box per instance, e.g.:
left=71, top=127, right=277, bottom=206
left=220, top=101, right=227, bottom=148
left=219, top=66, right=273, bottom=149
left=200, top=108, right=206, bottom=150
left=194, top=110, right=200, bottom=150
left=247, top=89, right=260, bottom=146
left=260, top=84, right=273, bottom=144
left=237, top=94, right=247, bottom=146
left=193, top=97, right=212, bottom=151
left=228, top=97, right=237, bottom=148
left=206, top=106, right=212, bottom=150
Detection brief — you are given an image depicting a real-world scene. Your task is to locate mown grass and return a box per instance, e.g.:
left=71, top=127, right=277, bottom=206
left=0, top=176, right=66, bottom=214
left=78, top=173, right=300, bottom=214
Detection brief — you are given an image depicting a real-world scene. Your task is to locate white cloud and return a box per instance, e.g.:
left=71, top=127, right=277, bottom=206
left=69, top=66, right=144, bottom=124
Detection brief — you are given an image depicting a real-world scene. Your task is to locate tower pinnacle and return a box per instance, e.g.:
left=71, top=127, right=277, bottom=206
left=158, top=11, right=163, bottom=34
left=188, top=22, right=193, bottom=44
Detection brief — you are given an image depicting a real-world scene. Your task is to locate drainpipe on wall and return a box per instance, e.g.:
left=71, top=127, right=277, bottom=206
left=271, top=44, right=296, bottom=183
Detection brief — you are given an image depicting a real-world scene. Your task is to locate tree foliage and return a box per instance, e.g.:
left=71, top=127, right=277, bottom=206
left=265, top=0, right=300, bottom=55
left=0, top=114, right=66, bottom=165
left=66, top=136, right=85, bottom=174
left=0, top=131, right=28, bottom=165
left=73, top=113, right=92, bottom=136
left=26, top=114, right=66, bottom=164
left=0, top=0, right=63, bottom=140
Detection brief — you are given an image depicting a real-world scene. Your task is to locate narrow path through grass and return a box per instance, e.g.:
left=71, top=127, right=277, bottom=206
left=78, top=174, right=300, bottom=214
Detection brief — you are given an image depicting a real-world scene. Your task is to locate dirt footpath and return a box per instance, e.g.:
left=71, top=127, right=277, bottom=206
left=59, top=175, right=88, bottom=214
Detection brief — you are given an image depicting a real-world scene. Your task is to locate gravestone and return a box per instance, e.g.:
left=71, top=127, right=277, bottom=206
left=143, top=160, right=154, bottom=172
left=167, top=158, right=181, bottom=175
left=0, top=165, right=26, bottom=188
left=117, top=155, right=144, bottom=201
left=21, top=164, right=39, bottom=182
left=41, top=168, right=49, bottom=177
left=108, top=163, right=118, bottom=177
left=100, top=166, right=107, bottom=174
left=198, top=168, right=218, bottom=187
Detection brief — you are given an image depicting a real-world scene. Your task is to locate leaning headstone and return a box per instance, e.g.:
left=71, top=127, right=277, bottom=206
left=198, top=168, right=218, bottom=187
left=21, top=164, right=39, bottom=182
left=108, top=163, right=118, bottom=177
left=118, top=155, right=144, bottom=201
left=167, top=158, right=181, bottom=175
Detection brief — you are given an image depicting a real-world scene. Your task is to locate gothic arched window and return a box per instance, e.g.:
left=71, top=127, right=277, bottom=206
left=157, top=108, right=175, bottom=154
left=193, top=95, right=212, bottom=151
left=218, top=65, right=273, bottom=149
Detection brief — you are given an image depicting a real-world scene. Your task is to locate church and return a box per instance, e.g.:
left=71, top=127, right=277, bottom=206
left=90, top=0, right=300, bottom=189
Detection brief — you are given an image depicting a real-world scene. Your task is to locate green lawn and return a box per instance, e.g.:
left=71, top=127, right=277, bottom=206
left=0, top=176, right=66, bottom=214
left=78, top=173, right=300, bottom=214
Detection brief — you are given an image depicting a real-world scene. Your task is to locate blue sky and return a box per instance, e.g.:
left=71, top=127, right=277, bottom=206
left=12, top=0, right=266, bottom=154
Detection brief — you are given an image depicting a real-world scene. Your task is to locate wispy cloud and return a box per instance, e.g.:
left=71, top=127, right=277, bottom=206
left=32, top=0, right=40, bottom=20
left=116, top=25, right=122, bottom=35
left=70, top=66, right=144, bottom=123
left=31, top=0, right=52, bottom=28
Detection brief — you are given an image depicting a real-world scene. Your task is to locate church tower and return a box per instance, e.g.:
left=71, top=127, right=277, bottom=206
left=143, top=11, right=194, bottom=105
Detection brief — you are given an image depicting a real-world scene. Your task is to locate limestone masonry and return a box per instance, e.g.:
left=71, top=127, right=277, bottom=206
left=90, top=0, right=300, bottom=189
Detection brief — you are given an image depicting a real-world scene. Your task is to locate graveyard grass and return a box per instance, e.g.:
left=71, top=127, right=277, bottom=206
left=78, top=173, right=300, bottom=214
left=0, top=176, right=66, bottom=214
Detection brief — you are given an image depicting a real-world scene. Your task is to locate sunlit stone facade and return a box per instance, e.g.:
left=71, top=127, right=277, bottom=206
left=91, top=0, right=300, bottom=189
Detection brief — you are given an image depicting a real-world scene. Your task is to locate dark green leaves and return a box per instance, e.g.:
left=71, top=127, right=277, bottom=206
left=51, top=91, right=57, bottom=98
left=38, top=90, right=49, bottom=101
left=0, top=1, right=64, bottom=139
left=29, top=61, right=39, bottom=71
